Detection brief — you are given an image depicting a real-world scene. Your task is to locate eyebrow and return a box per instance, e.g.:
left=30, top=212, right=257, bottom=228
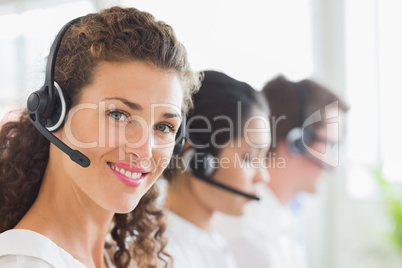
left=164, top=112, right=182, bottom=119
left=102, top=97, right=142, bottom=110
left=103, top=97, right=182, bottom=119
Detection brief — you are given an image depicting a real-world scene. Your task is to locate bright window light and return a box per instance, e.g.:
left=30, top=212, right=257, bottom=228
left=121, top=0, right=313, bottom=90
left=0, top=1, right=95, bottom=122
left=346, top=0, right=402, bottom=199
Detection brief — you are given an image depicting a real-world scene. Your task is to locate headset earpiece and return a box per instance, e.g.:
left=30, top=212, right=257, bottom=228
left=27, top=89, right=50, bottom=118
left=286, top=127, right=303, bottom=155
left=286, top=127, right=313, bottom=156
left=285, top=81, right=312, bottom=156
left=173, top=113, right=186, bottom=156
left=46, top=82, right=69, bottom=132
left=180, top=141, right=260, bottom=201
left=181, top=146, right=217, bottom=179
left=27, top=83, right=68, bottom=133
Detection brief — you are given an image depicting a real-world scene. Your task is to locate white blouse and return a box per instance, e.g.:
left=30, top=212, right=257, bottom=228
left=164, top=210, right=238, bottom=268
left=212, top=186, right=308, bottom=268
left=0, top=229, right=114, bottom=268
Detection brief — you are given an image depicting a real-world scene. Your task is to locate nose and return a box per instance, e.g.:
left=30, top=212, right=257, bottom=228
left=124, top=125, right=153, bottom=160
left=124, top=144, right=152, bottom=165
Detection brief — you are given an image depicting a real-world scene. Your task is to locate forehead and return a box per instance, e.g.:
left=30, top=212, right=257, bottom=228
left=80, top=61, right=183, bottom=110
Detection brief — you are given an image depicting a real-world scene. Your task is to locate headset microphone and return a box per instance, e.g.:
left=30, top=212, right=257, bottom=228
left=193, top=176, right=261, bottom=201
left=27, top=107, right=91, bottom=167
left=182, top=147, right=260, bottom=201
left=27, top=17, right=90, bottom=168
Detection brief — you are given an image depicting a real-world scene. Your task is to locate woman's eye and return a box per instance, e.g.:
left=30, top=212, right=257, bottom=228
left=108, top=111, right=128, bottom=121
left=155, top=124, right=175, bottom=133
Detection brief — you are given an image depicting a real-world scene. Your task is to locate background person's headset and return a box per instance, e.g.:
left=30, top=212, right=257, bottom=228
left=27, top=16, right=186, bottom=168
left=285, top=82, right=334, bottom=169
left=181, top=134, right=260, bottom=201
left=285, top=81, right=312, bottom=156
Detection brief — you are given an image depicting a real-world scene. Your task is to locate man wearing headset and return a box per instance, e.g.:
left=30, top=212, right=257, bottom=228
left=213, top=74, right=349, bottom=268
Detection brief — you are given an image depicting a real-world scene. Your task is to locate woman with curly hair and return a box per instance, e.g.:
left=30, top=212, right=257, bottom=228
left=0, top=6, right=200, bottom=268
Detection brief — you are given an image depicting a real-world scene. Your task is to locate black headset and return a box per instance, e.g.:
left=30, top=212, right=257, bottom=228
left=27, top=16, right=186, bottom=168
left=181, top=134, right=260, bottom=201
left=285, top=82, right=336, bottom=169
left=285, top=81, right=313, bottom=155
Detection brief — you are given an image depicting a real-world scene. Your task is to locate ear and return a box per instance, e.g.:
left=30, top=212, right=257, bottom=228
left=278, top=139, right=302, bottom=159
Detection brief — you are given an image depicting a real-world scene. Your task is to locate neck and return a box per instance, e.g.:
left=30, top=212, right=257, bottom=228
left=164, top=174, right=214, bottom=231
left=15, top=163, right=113, bottom=268
left=267, top=144, right=301, bottom=205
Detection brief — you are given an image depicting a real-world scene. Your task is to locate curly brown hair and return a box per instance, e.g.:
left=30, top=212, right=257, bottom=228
left=0, top=6, right=201, bottom=268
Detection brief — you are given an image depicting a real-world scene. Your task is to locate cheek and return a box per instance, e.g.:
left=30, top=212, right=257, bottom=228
left=217, top=190, right=249, bottom=216
left=305, top=166, right=324, bottom=184
left=153, top=132, right=177, bottom=149
left=151, top=148, right=174, bottom=174
left=63, top=109, right=101, bottom=149
left=310, top=142, right=327, bottom=154
left=66, top=107, right=129, bottom=150
left=217, top=165, right=250, bottom=189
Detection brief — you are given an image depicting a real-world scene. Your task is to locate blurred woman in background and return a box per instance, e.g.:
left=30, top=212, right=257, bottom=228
left=162, top=70, right=271, bottom=268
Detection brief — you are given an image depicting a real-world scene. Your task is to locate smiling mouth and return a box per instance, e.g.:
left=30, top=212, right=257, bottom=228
left=107, top=162, right=147, bottom=180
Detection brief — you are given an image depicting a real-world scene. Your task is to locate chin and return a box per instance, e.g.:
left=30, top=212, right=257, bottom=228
left=222, top=203, right=246, bottom=217
left=223, top=210, right=243, bottom=217
left=303, top=186, right=317, bottom=194
left=232, top=210, right=245, bottom=217
left=108, top=197, right=142, bottom=214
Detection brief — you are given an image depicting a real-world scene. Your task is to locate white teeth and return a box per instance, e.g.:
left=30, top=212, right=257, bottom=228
left=109, top=163, right=143, bottom=180
left=131, top=172, right=141, bottom=179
